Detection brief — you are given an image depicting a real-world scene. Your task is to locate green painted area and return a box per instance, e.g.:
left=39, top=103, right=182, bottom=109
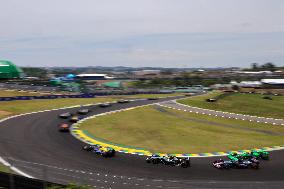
left=103, top=81, right=121, bottom=88
left=80, top=106, right=284, bottom=154
left=0, top=60, right=24, bottom=79
left=178, top=91, right=284, bottom=119
left=0, top=164, right=11, bottom=173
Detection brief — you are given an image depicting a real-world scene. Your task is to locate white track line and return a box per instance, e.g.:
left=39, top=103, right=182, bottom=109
left=0, top=157, right=34, bottom=178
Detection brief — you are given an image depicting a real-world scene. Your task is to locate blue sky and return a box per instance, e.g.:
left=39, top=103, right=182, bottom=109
left=0, top=0, right=283, bottom=68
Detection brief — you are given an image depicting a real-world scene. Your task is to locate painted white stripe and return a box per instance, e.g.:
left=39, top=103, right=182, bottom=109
left=0, top=157, right=34, bottom=178
left=170, top=100, right=284, bottom=125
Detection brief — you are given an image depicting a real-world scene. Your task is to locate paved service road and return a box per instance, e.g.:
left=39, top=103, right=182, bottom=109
left=0, top=96, right=284, bottom=188
left=159, top=100, right=284, bottom=126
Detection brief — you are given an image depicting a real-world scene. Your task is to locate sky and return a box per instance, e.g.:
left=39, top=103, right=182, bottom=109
left=0, top=0, right=284, bottom=68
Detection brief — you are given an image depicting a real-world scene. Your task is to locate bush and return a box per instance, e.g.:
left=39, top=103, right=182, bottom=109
left=263, top=96, right=273, bottom=100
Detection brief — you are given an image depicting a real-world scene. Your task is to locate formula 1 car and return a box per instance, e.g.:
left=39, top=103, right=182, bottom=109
left=117, top=99, right=130, bottom=103
left=228, top=152, right=242, bottom=161
left=59, top=112, right=73, bottom=119
left=213, top=158, right=259, bottom=169
left=83, top=144, right=116, bottom=157
left=147, top=97, right=158, bottom=100
left=146, top=154, right=190, bottom=168
left=58, top=123, right=70, bottom=132
left=228, top=150, right=269, bottom=161
left=69, top=115, right=82, bottom=123
left=99, top=103, right=111, bottom=108
left=213, top=159, right=235, bottom=169
left=251, top=149, right=269, bottom=160
left=77, top=109, right=90, bottom=115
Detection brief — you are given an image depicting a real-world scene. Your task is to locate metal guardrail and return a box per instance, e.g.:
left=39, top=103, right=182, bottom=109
left=0, top=171, right=64, bottom=189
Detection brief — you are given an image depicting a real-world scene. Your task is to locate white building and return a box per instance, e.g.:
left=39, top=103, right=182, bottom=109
left=76, top=74, right=114, bottom=80
left=132, top=70, right=161, bottom=76
left=261, top=79, right=284, bottom=88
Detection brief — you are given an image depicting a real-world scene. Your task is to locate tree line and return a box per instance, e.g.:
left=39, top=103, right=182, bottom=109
left=250, top=62, right=279, bottom=71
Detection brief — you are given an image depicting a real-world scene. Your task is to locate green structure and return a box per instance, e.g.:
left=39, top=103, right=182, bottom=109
left=0, top=60, right=24, bottom=79
left=102, top=81, right=122, bottom=88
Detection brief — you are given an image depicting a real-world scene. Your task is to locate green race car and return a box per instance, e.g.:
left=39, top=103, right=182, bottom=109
left=251, top=149, right=269, bottom=160
left=228, top=150, right=269, bottom=161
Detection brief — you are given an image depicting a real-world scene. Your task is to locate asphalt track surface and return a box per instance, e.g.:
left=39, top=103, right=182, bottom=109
left=0, top=96, right=284, bottom=188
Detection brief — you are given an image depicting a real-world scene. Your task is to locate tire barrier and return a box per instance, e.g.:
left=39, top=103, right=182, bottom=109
left=0, top=171, right=64, bottom=189
left=0, top=92, right=173, bottom=102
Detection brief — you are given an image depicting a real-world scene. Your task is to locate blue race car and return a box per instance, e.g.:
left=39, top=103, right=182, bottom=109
left=213, top=158, right=259, bottom=169
left=83, top=144, right=115, bottom=157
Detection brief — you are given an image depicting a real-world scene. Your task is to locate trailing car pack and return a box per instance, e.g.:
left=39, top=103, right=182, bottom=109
left=213, top=158, right=260, bottom=169
left=117, top=99, right=129, bottom=103
left=146, top=154, right=191, bottom=168
left=213, top=150, right=269, bottom=169
left=83, top=144, right=116, bottom=157
left=69, top=115, right=82, bottom=123
left=59, top=112, right=72, bottom=119
left=77, top=109, right=90, bottom=115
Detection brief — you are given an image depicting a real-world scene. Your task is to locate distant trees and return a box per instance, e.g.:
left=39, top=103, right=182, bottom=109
left=250, top=62, right=277, bottom=71
left=21, top=67, right=48, bottom=78
left=130, top=76, right=231, bottom=88
left=160, top=69, right=174, bottom=75
left=261, top=62, right=276, bottom=71
left=232, top=85, right=239, bottom=91
left=251, top=63, right=259, bottom=70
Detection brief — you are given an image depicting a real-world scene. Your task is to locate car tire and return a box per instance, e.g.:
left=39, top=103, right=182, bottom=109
left=251, top=163, right=259, bottom=169
left=152, top=159, right=159, bottom=164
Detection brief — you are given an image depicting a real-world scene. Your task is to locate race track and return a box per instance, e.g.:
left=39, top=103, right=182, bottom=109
left=0, top=96, right=284, bottom=189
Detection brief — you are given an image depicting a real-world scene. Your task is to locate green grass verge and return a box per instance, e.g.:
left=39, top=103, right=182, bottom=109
left=80, top=105, right=284, bottom=154
left=0, top=164, right=11, bottom=173
left=0, top=89, right=46, bottom=97
left=178, top=91, right=284, bottom=119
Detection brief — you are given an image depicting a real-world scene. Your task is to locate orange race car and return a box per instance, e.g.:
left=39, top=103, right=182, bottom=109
left=58, top=123, right=70, bottom=132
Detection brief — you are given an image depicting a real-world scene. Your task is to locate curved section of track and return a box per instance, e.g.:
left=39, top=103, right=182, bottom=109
left=0, top=96, right=284, bottom=189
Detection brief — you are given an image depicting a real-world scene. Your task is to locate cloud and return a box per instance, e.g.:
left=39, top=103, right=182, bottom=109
left=0, top=0, right=284, bottom=67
